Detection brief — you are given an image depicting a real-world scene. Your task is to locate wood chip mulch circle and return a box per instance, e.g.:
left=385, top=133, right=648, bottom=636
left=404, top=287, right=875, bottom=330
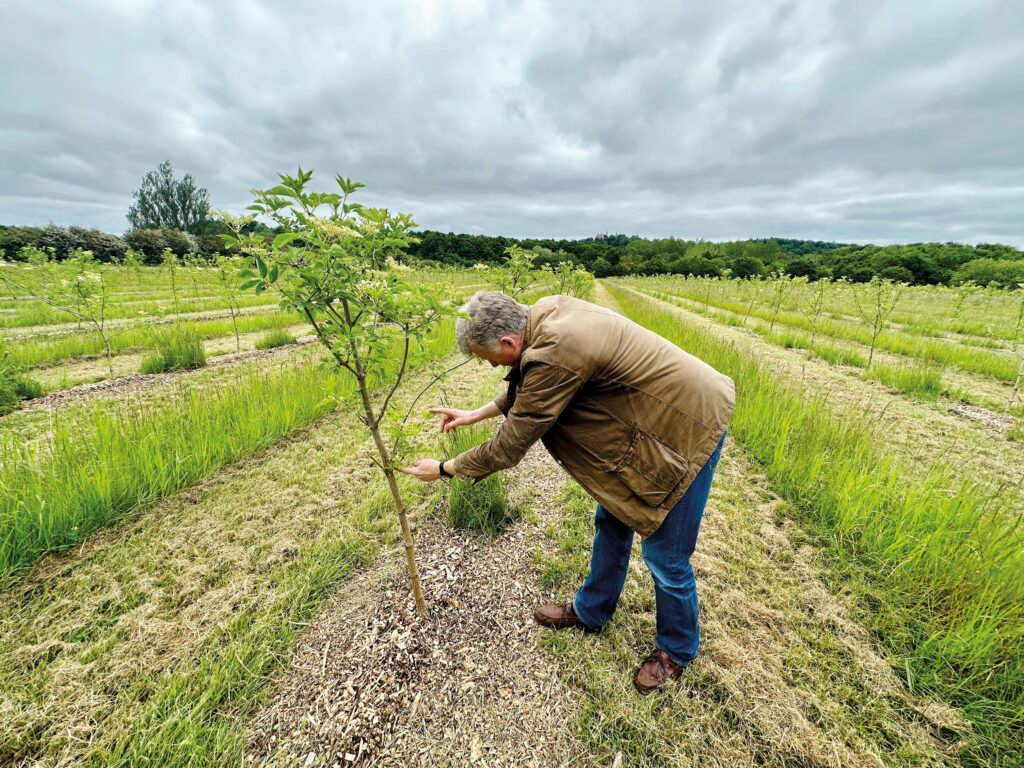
left=246, top=446, right=588, bottom=767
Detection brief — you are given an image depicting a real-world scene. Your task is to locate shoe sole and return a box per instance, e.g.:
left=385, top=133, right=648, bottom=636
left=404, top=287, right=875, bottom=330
left=533, top=612, right=600, bottom=634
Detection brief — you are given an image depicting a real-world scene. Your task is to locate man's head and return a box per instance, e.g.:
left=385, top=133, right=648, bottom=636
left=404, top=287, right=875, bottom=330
left=456, top=290, right=530, bottom=367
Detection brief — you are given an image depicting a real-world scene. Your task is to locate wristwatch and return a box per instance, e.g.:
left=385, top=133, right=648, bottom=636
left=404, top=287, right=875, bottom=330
left=439, top=460, right=453, bottom=479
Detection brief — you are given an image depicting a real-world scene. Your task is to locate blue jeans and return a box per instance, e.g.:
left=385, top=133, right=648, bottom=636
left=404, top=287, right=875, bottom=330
left=572, top=432, right=726, bottom=666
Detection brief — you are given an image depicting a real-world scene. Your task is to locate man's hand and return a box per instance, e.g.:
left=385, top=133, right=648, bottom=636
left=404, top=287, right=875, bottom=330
left=397, top=458, right=443, bottom=483
left=430, top=407, right=478, bottom=433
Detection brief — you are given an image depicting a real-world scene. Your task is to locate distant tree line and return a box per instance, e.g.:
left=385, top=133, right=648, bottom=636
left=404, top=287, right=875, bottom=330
left=0, top=220, right=281, bottom=265
left=407, top=231, right=1024, bottom=287
left=2, top=221, right=1022, bottom=288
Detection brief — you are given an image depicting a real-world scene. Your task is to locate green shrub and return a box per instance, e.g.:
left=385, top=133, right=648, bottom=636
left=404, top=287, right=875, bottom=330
left=254, top=328, right=296, bottom=350
left=442, top=425, right=520, bottom=536
left=864, top=363, right=943, bottom=400
left=140, top=325, right=207, bottom=374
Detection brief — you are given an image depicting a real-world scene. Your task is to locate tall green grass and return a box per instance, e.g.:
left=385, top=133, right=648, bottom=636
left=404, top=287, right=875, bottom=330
left=807, top=341, right=868, bottom=368
left=864, top=363, right=944, bottom=400
left=442, top=424, right=521, bottom=536
left=140, top=325, right=207, bottom=374
left=0, top=322, right=455, bottom=585
left=253, top=327, right=296, bottom=350
left=0, top=366, right=41, bottom=414
left=606, top=282, right=1023, bottom=764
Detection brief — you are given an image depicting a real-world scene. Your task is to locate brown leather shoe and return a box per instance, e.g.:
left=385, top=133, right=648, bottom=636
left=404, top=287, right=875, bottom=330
left=533, top=601, right=598, bottom=633
left=632, top=648, right=687, bottom=694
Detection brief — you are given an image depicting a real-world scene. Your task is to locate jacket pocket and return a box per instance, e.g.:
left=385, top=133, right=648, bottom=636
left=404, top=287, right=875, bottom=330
left=611, top=426, right=689, bottom=506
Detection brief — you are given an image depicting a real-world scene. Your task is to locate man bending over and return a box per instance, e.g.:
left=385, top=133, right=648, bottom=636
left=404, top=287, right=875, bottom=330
left=400, top=290, right=734, bottom=693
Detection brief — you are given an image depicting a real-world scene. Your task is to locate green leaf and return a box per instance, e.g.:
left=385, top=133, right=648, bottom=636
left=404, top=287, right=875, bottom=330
left=268, top=265, right=280, bottom=284
left=273, top=232, right=300, bottom=249
left=240, top=279, right=262, bottom=290
left=256, top=257, right=268, bottom=279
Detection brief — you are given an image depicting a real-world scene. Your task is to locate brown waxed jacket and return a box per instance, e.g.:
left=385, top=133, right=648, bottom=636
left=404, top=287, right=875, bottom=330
left=453, top=295, right=736, bottom=537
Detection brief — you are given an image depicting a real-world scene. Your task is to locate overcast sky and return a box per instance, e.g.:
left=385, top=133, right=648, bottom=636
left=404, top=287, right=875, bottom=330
left=2, top=0, right=1022, bottom=246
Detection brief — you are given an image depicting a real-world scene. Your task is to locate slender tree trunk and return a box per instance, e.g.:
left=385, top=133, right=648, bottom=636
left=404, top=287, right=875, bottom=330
left=103, top=336, right=113, bottom=377
left=230, top=304, right=240, bottom=352
left=358, top=379, right=427, bottom=617
left=1010, top=354, right=1023, bottom=413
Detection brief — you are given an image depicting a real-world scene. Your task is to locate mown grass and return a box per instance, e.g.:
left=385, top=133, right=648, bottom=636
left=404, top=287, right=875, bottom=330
left=606, top=282, right=1023, bottom=765
left=536, top=470, right=961, bottom=767
left=140, top=325, right=207, bottom=374
left=0, top=322, right=455, bottom=585
left=864, top=363, right=944, bottom=400
left=91, top=477, right=431, bottom=768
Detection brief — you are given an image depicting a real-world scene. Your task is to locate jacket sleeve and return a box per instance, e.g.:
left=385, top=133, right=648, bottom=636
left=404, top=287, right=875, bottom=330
left=493, top=387, right=508, bottom=415
left=455, top=361, right=584, bottom=478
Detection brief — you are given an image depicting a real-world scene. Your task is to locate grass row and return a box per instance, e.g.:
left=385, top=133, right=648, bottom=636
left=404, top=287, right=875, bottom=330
left=3, top=309, right=294, bottom=369
left=605, top=282, right=1023, bottom=765
left=0, top=322, right=455, bottom=585
left=646, top=276, right=1024, bottom=344
left=642, top=288, right=1024, bottom=416
left=0, top=291, right=278, bottom=329
left=639, top=281, right=1020, bottom=383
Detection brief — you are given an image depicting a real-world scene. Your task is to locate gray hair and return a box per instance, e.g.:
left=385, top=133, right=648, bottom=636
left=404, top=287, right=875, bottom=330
left=456, top=291, right=530, bottom=355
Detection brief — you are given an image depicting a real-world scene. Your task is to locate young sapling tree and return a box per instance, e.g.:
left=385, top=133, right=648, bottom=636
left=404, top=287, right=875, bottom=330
left=183, top=253, right=206, bottom=300
left=851, top=276, right=906, bottom=369
left=221, top=168, right=457, bottom=617
left=799, top=276, right=831, bottom=346
left=496, top=245, right=539, bottom=298
left=1008, top=283, right=1024, bottom=412
left=215, top=254, right=245, bottom=352
left=766, top=272, right=797, bottom=333
left=0, top=249, right=117, bottom=376
left=123, top=247, right=145, bottom=288
left=162, top=249, right=181, bottom=314
left=742, top=276, right=764, bottom=326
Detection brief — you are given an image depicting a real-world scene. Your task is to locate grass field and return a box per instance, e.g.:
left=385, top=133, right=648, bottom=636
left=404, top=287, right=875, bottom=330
left=0, top=266, right=1021, bottom=767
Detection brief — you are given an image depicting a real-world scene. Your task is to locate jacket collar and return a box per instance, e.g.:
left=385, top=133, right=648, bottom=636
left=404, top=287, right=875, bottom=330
left=503, top=303, right=535, bottom=381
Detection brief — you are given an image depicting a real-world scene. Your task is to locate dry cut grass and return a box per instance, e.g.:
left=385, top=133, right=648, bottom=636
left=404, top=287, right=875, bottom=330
left=535, top=448, right=965, bottom=768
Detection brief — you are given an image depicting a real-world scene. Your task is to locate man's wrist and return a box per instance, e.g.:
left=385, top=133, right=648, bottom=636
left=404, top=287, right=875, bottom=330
left=439, top=459, right=453, bottom=479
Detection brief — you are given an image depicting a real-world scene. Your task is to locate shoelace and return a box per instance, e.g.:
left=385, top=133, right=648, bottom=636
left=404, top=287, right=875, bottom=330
left=643, top=650, right=670, bottom=676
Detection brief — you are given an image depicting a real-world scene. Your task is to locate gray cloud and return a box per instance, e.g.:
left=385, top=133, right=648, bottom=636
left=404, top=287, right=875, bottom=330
left=1, top=0, right=1022, bottom=245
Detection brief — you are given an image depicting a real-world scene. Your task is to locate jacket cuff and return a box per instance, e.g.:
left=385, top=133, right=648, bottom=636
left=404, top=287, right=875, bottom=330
left=451, top=446, right=497, bottom=480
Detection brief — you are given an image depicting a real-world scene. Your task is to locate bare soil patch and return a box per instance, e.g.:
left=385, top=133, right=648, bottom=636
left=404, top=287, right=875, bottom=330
left=947, top=402, right=1013, bottom=432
